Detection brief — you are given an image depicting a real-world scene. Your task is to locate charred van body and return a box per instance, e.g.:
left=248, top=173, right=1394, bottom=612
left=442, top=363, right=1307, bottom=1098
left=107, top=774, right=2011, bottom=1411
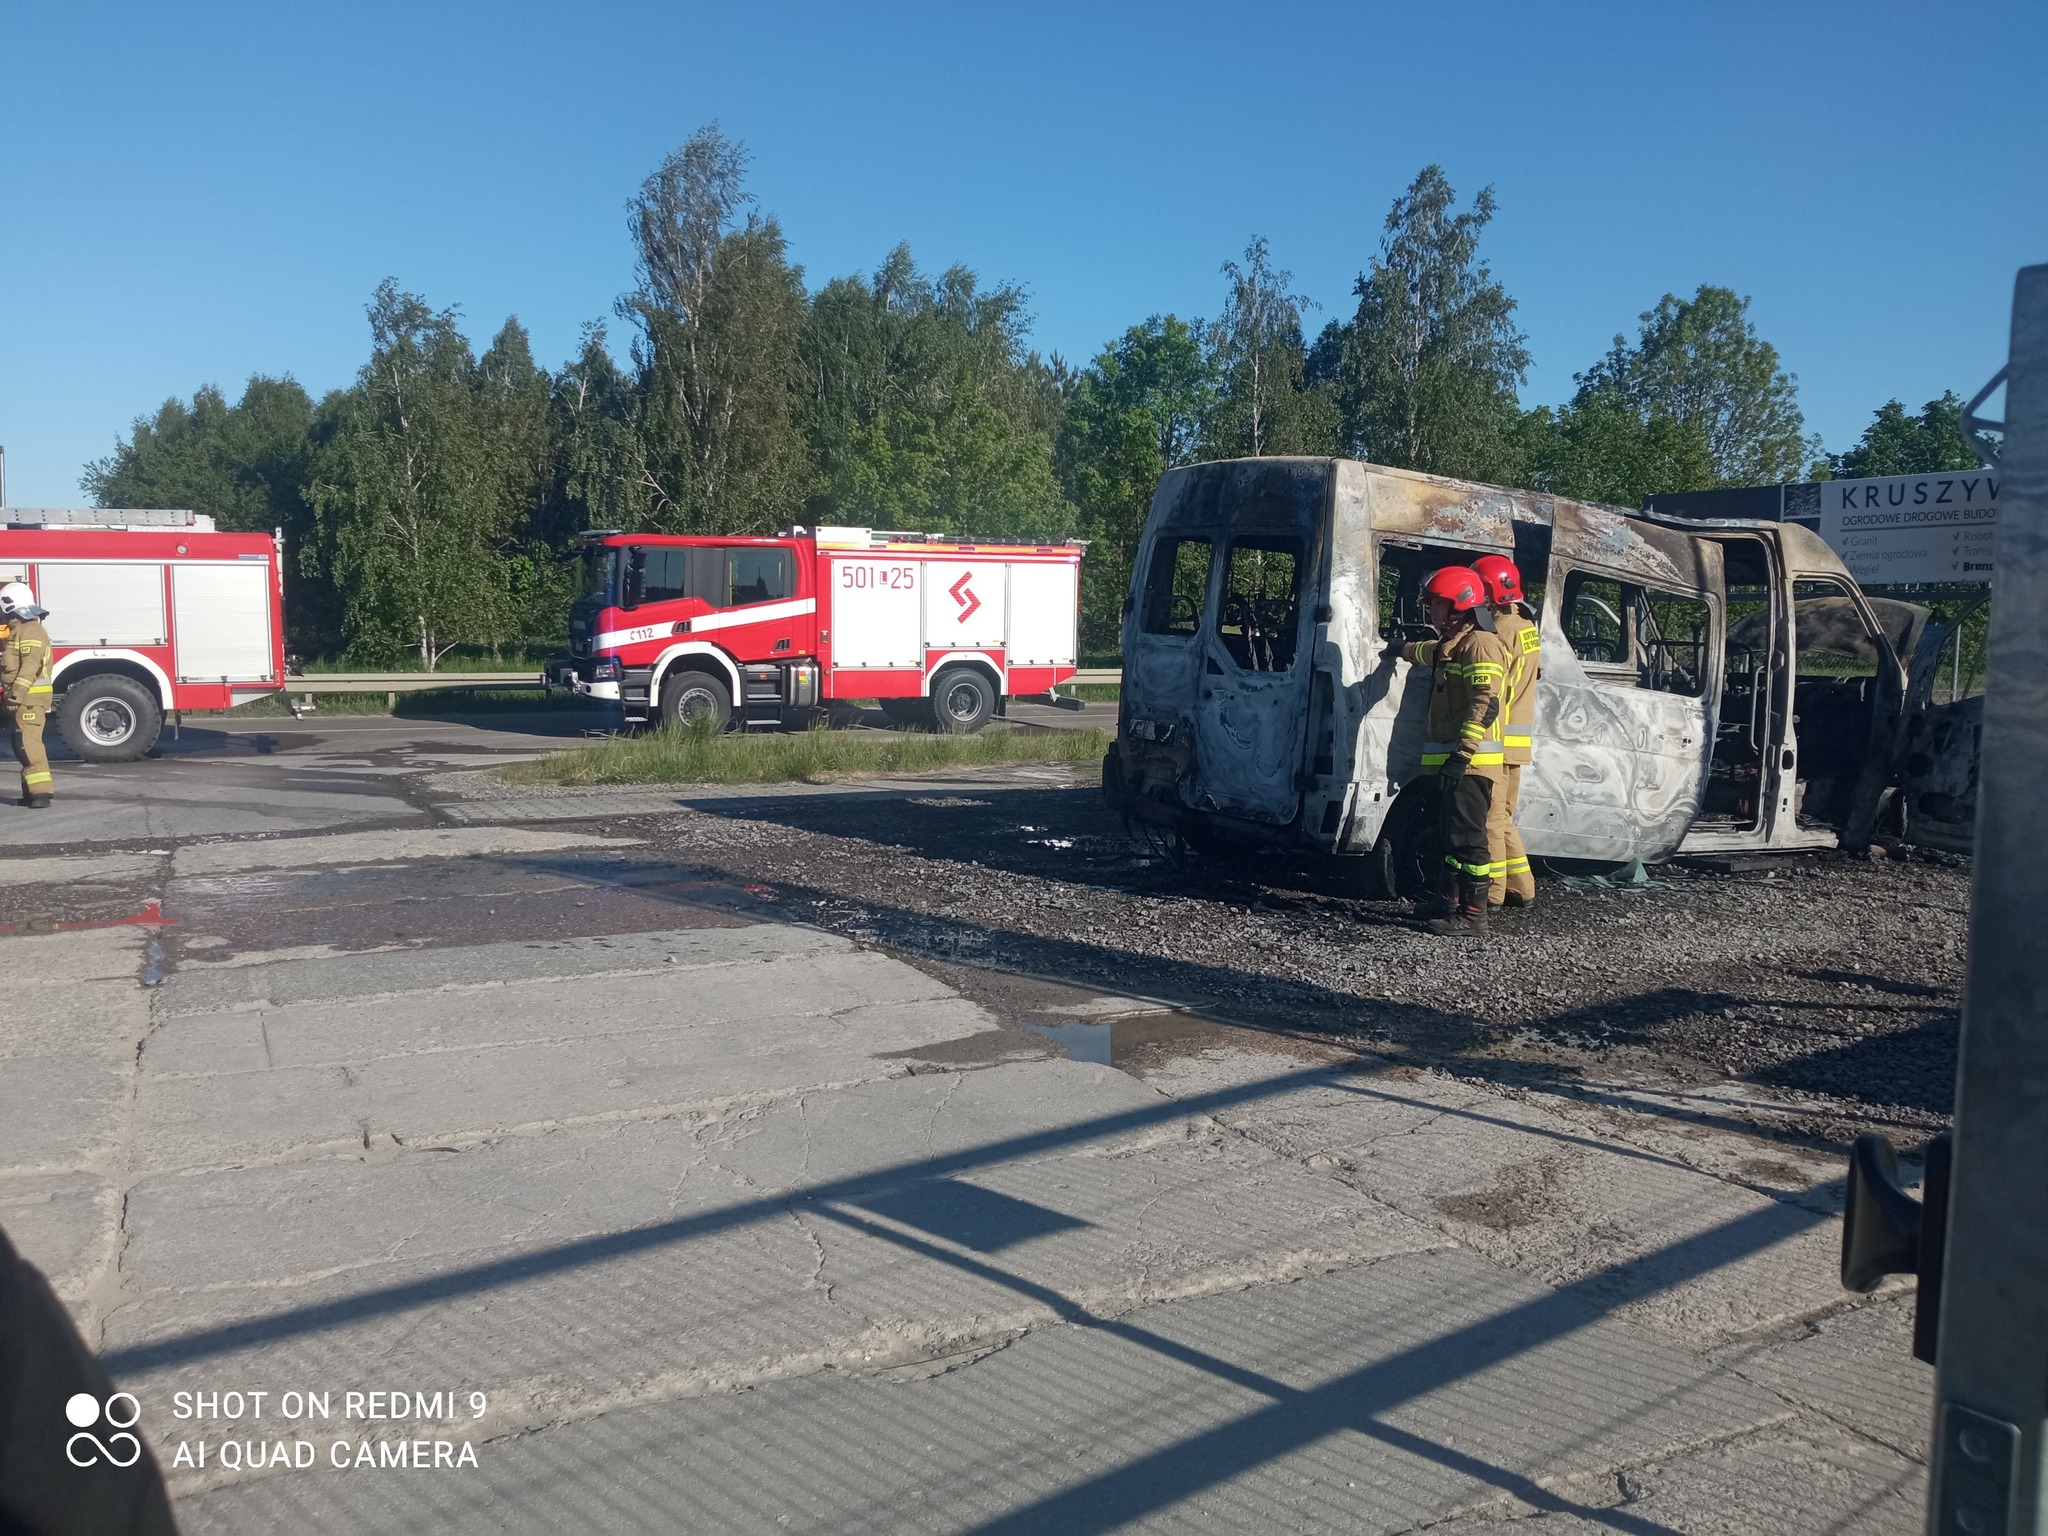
left=1104, top=458, right=1960, bottom=894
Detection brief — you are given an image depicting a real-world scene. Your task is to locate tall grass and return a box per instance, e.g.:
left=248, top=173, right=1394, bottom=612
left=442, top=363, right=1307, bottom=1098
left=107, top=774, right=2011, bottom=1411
left=499, top=718, right=1110, bottom=787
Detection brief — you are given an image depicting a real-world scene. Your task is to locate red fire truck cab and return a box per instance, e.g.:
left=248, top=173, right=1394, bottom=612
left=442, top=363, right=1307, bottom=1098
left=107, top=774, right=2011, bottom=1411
left=549, top=526, right=1084, bottom=731
left=0, top=509, right=288, bottom=761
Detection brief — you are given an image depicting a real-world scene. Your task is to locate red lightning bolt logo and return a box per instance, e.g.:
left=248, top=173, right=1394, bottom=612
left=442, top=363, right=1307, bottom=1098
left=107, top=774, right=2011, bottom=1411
left=949, top=572, right=981, bottom=623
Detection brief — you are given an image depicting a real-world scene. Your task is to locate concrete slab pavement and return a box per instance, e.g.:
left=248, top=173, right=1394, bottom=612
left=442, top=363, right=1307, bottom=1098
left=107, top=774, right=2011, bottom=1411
left=0, top=718, right=1937, bottom=1532
left=175, top=1250, right=1797, bottom=1536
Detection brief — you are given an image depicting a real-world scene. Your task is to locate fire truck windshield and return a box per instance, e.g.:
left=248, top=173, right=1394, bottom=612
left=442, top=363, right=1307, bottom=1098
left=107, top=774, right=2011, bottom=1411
left=577, top=546, right=621, bottom=608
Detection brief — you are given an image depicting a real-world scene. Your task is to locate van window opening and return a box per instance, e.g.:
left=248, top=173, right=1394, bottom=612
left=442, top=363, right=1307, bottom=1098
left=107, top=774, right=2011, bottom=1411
left=1373, top=541, right=1512, bottom=639
left=1219, top=538, right=1303, bottom=672
left=1141, top=537, right=1213, bottom=636
left=1560, top=569, right=1710, bottom=698
left=1929, top=595, right=1990, bottom=705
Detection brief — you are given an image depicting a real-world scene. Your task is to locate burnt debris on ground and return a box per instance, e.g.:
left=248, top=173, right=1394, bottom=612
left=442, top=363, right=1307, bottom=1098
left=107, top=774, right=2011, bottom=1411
left=589, top=774, right=1967, bottom=1146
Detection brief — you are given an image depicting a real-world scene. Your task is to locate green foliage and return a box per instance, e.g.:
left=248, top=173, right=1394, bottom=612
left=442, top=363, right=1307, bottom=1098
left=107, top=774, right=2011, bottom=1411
left=500, top=715, right=1109, bottom=786
left=799, top=246, right=1073, bottom=539
left=1530, top=394, right=1716, bottom=508
left=1059, top=315, right=1214, bottom=649
left=308, top=282, right=532, bottom=667
left=1572, top=285, right=1812, bottom=487
left=1333, top=166, right=1531, bottom=482
left=1827, top=392, right=1981, bottom=479
left=545, top=322, right=648, bottom=539
left=623, top=127, right=809, bottom=534
left=1204, top=237, right=1336, bottom=460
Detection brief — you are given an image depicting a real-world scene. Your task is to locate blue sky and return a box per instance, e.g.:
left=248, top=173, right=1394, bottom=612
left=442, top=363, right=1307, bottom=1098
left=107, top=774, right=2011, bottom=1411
left=2, top=0, right=2041, bottom=505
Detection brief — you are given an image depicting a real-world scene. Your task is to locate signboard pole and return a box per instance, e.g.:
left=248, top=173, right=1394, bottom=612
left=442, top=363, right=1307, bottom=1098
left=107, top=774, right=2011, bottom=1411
left=1925, top=263, right=2048, bottom=1534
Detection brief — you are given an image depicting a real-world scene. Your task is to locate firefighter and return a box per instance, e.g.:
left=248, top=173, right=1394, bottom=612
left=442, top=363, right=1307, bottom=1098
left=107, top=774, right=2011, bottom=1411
left=1472, top=554, right=1540, bottom=910
left=1394, top=566, right=1512, bottom=937
left=0, top=583, right=55, bottom=809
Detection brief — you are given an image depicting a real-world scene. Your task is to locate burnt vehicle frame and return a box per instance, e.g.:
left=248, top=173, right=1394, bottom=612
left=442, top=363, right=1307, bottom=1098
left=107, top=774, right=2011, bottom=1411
left=1104, top=457, right=1957, bottom=894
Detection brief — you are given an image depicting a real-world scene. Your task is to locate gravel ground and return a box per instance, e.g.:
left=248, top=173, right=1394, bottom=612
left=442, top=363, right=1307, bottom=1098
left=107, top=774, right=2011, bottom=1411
left=598, top=767, right=1967, bottom=1146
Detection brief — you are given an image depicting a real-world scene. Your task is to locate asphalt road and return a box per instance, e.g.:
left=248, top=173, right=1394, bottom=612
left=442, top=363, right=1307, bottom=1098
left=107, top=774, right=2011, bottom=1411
left=0, top=713, right=1935, bottom=1534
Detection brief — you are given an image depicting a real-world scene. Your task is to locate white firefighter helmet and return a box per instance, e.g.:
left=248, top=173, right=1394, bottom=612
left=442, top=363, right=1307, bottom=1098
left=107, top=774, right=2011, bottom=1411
left=0, top=582, right=35, bottom=619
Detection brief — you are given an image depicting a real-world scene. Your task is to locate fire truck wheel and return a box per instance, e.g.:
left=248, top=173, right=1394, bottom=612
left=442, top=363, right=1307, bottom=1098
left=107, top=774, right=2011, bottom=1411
left=57, top=673, right=164, bottom=764
left=658, top=671, right=734, bottom=731
left=930, top=667, right=997, bottom=734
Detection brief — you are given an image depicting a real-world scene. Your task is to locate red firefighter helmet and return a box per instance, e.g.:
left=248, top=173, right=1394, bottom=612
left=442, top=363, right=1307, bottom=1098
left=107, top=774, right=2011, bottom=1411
left=1420, top=565, right=1487, bottom=613
left=1472, top=554, right=1524, bottom=606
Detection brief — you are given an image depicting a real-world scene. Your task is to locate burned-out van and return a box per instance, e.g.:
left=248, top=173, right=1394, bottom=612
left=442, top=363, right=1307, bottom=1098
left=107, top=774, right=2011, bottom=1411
left=1104, top=458, right=1938, bottom=893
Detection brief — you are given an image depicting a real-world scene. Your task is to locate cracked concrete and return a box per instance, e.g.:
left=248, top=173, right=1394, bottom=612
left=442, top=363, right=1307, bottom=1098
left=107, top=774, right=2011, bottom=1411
left=0, top=721, right=1937, bottom=1532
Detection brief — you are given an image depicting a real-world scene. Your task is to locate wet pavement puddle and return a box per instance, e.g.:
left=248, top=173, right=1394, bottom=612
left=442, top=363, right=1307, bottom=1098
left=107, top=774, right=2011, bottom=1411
left=1014, top=1011, right=1230, bottom=1067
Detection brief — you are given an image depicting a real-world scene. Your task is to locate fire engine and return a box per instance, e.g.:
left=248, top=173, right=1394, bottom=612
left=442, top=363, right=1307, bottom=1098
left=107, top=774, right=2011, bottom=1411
left=549, top=526, right=1084, bottom=731
left=0, top=508, right=287, bottom=761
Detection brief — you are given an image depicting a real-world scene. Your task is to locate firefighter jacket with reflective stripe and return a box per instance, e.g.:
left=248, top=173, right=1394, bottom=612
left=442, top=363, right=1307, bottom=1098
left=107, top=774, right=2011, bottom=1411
left=0, top=619, right=53, bottom=710
left=1402, top=623, right=1510, bottom=780
left=1493, top=607, right=1541, bottom=765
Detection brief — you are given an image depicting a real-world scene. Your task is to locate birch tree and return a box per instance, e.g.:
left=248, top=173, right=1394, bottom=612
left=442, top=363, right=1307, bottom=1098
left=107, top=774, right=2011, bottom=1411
left=1207, top=237, right=1328, bottom=458
left=623, top=125, right=807, bottom=533
left=1338, top=167, right=1530, bottom=481
left=311, top=282, right=512, bottom=668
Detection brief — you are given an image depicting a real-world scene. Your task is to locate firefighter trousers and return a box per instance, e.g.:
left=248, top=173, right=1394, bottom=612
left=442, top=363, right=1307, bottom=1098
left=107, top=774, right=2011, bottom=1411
left=1435, top=773, right=1495, bottom=903
left=1487, top=763, right=1535, bottom=906
left=9, top=701, right=51, bottom=802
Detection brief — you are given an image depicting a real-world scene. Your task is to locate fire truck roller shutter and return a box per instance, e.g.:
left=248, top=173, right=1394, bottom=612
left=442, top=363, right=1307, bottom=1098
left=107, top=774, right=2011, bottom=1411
left=922, top=561, right=1008, bottom=651
left=37, top=563, right=168, bottom=647
left=1007, top=561, right=1079, bottom=667
left=172, top=563, right=275, bottom=681
left=828, top=557, right=922, bottom=669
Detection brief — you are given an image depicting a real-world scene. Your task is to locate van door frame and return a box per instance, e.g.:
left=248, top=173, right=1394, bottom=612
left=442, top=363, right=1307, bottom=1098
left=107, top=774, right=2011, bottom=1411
left=1186, top=523, right=1321, bottom=827
left=1673, top=530, right=1814, bottom=853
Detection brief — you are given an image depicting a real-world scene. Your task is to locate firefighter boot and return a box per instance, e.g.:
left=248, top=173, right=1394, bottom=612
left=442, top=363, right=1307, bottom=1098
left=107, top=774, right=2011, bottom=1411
left=1410, top=879, right=1455, bottom=920
left=1423, top=876, right=1491, bottom=937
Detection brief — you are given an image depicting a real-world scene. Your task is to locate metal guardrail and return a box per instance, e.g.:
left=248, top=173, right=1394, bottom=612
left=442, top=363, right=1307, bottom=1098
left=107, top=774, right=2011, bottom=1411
left=286, top=672, right=545, bottom=694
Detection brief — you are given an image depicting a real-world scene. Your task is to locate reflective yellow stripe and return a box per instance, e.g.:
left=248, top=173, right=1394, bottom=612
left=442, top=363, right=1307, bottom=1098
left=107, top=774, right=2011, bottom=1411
left=26, top=684, right=51, bottom=694
left=1503, top=733, right=1532, bottom=747
left=1505, top=857, right=1531, bottom=873
left=1421, top=752, right=1505, bottom=766
left=1443, top=854, right=1491, bottom=878
left=23, top=771, right=52, bottom=786
left=1425, top=745, right=1507, bottom=765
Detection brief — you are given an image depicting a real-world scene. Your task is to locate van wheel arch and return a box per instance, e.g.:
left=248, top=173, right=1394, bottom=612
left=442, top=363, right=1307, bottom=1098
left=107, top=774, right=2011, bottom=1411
left=1358, top=781, right=1443, bottom=900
